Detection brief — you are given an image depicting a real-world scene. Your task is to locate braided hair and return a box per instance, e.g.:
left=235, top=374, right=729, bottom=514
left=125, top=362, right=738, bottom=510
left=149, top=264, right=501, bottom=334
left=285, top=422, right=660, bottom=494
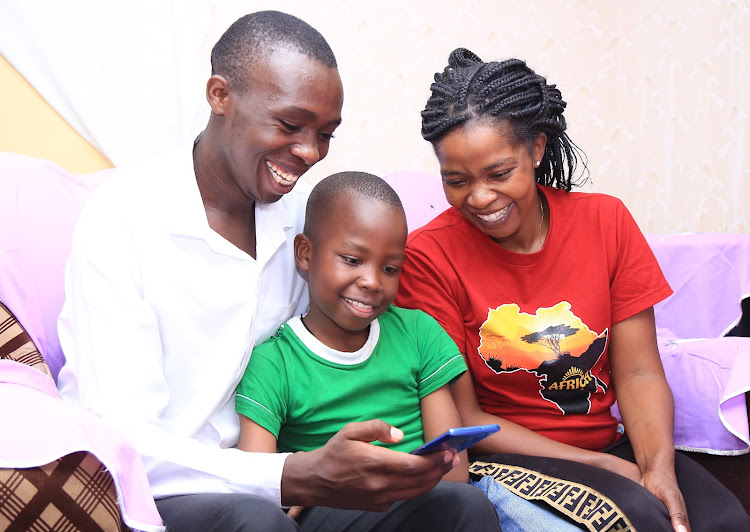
left=421, top=48, right=587, bottom=191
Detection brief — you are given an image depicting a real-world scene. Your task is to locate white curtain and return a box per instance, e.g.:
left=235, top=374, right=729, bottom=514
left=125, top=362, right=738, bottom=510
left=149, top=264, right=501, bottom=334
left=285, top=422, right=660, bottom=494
left=0, top=0, right=210, bottom=166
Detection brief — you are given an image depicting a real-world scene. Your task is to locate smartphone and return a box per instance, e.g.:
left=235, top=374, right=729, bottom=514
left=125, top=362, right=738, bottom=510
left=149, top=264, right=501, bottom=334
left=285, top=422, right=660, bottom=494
left=411, top=424, right=500, bottom=455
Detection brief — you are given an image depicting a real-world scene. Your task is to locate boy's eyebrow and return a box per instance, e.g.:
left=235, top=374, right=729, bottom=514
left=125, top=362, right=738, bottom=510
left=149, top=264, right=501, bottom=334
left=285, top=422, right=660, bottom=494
left=341, top=241, right=368, bottom=253
left=340, top=241, right=405, bottom=260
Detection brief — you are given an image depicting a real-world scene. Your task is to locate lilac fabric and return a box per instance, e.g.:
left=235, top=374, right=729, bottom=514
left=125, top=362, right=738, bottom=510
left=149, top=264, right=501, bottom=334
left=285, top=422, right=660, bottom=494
left=646, top=233, right=750, bottom=339
left=613, top=234, right=750, bottom=454
left=0, top=152, right=109, bottom=380
left=645, top=234, right=750, bottom=454
left=382, top=170, right=451, bottom=233
left=615, top=336, right=750, bottom=454
left=0, top=360, right=164, bottom=531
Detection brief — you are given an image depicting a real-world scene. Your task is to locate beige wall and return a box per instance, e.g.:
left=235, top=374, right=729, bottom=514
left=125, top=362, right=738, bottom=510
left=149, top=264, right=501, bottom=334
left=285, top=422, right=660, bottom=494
left=2, top=1, right=747, bottom=233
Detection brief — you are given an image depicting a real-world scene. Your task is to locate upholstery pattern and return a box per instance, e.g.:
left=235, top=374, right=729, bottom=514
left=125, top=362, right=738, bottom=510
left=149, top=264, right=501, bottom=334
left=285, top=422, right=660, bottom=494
left=0, top=452, right=125, bottom=532
left=0, top=302, right=127, bottom=531
left=0, top=301, right=50, bottom=378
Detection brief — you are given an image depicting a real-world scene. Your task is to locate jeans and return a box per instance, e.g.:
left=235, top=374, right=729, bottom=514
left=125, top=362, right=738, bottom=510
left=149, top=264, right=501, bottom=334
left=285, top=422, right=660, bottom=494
left=471, top=475, right=582, bottom=532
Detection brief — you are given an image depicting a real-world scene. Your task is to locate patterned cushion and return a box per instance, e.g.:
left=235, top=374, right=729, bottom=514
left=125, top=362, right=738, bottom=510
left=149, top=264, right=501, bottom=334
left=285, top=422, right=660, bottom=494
left=0, top=302, right=126, bottom=531
left=0, top=301, right=51, bottom=378
left=0, top=452, right=125, bottom=531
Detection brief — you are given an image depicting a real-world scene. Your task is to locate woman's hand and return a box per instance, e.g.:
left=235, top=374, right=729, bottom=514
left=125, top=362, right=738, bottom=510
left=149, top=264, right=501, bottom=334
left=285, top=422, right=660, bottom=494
left=595, top=453, right=642, bottom=484
left=641, top=467, right=689, bottom=532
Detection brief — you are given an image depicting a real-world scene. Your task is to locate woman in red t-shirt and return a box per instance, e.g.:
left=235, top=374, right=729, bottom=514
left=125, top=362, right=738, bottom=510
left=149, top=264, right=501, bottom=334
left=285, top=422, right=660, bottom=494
left=397, top=48, right=748, bottom=532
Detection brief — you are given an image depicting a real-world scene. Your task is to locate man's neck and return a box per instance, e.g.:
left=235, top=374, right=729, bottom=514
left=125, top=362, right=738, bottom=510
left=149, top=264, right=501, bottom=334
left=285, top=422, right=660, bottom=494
left=193, top=132, right=258, bottom=258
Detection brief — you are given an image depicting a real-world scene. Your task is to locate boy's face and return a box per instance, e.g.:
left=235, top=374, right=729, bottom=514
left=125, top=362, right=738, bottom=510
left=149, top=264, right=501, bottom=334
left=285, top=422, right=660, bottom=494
left=296, top=195, right=407, bottom=352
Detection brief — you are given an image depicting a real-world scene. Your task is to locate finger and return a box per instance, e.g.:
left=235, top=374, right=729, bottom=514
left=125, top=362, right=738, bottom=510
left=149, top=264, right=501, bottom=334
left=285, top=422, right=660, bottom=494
left=661, top=489, right=690, bottom=532
left=338, top=419, right=403, bottom=444
left=370, top=445, right=456, bottom=477
left=670, top=510, right=689, bottom=532
left=287, top=506, right=304, bottom=520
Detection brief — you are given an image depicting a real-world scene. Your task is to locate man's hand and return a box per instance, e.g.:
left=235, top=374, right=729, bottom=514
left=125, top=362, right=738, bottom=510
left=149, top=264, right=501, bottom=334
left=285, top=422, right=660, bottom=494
left=280, top=420, right=458, bottom=511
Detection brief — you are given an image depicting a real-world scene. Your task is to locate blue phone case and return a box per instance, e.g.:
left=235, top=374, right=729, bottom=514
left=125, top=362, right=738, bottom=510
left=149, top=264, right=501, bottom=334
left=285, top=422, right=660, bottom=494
left=411, top=424, right=500, bottom=455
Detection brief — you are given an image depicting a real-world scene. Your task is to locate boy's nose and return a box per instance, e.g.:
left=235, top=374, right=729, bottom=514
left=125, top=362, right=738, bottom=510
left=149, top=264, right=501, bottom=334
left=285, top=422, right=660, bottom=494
left=356, top=270, right=382, bottom=291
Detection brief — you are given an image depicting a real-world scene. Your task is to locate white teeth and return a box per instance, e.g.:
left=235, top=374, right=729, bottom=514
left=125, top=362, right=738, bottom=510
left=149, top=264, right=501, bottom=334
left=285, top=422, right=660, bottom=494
left=345, top=298, right=375, bottom=310
left=478, top=204, right=511, bottom=223
left=266, top=162, right=300, bottom=186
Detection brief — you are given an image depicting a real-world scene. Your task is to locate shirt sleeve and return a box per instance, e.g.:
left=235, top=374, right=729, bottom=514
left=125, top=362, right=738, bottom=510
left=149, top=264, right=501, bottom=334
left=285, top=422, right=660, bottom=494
left=412, top=310, right=466, bottom=398
left=396, top=233, right=468, bottom=355
left=235, top=339, right=288, bottom=438
left=56, top=198, right=288, bottom=504
left=609, top=200, right=674, bottom=325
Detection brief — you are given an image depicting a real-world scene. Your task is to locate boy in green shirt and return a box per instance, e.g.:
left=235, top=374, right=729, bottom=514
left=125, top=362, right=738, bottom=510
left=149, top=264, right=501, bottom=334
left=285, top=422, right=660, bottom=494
left=235, top=172, right=470, bottom=518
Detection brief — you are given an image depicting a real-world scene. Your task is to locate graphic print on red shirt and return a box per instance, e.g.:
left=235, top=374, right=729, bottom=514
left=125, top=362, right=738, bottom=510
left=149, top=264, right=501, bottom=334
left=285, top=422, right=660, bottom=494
left=479, top=302, right=607, bottom=415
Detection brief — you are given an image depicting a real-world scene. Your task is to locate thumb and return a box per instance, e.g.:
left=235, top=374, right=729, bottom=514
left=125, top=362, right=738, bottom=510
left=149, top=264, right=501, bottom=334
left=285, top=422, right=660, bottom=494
left=338, top=419, right=404, bottom=445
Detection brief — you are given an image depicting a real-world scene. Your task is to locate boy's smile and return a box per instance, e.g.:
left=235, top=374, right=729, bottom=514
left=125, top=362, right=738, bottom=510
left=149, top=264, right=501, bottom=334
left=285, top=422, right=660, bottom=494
left=296, top=193, right=407, bottom=352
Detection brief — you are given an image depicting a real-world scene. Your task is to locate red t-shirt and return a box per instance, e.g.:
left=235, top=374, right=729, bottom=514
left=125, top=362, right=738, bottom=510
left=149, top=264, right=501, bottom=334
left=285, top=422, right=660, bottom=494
left=396, top=186, right=673, bottom=451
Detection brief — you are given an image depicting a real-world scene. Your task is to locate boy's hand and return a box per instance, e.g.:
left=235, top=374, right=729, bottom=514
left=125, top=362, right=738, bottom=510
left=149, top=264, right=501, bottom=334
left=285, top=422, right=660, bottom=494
left=281, top=419, right=458, bottom=511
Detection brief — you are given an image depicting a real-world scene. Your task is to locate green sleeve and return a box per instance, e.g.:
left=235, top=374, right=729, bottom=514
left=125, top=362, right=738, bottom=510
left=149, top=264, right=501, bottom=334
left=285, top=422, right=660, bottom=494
left=235, top=335, right=288, bottom=437
left=413, top=310, right=467, bottom=398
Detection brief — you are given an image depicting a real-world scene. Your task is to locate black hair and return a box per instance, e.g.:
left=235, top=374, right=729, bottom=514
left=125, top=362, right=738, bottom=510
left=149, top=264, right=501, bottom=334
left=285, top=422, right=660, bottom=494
left=211, top=11, right=337, bottom=92
left=421, top=48, right=588, bottom=191
left=304, top=171, right=405, bottom=242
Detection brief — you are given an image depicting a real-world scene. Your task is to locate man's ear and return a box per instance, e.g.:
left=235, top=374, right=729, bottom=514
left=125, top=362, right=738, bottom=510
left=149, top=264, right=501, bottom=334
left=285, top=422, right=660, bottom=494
left=206, top=75, right=230, bottom=116
left=294, top=233, right=313, bottom=273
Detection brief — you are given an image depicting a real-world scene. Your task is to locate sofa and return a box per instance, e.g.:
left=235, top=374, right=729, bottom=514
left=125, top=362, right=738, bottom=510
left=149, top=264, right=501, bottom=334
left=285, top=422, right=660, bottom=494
left=1, top=155, right=747, bottom=529
left=0, top=152, right=163, bottom=531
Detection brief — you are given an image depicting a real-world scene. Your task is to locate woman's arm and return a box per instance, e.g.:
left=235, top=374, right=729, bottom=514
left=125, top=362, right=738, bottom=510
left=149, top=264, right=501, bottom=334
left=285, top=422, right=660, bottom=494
left=420, top=384, right=469, bottom=483
left=450, top=370, right=641, bottom=482
left=237, top=415, right=278, bottom=453
left=609, top=307, right=689, bottom=532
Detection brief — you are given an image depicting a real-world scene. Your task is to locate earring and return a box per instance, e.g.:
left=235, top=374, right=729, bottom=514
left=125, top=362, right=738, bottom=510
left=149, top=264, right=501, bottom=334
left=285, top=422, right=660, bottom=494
left=535, top=161, right=541, bottom=167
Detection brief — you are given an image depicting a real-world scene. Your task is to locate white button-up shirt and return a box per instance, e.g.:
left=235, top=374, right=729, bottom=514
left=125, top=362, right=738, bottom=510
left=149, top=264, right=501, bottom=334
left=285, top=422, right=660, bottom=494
left=57, top=143, right=310, bottom=503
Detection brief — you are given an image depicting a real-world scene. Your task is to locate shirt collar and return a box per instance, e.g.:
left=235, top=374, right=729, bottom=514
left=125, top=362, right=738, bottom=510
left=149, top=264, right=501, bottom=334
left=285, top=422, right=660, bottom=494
left=159, top=142, right=295, bottom=261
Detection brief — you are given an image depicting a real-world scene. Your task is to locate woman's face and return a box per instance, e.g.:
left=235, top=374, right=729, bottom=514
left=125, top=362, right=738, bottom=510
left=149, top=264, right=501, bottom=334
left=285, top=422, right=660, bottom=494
left=434, top=120, right=547, bottom=253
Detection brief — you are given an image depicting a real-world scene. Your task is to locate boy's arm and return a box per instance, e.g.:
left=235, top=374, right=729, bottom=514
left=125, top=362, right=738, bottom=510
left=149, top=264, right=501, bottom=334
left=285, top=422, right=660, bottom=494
left=237, top=414, right=278, bottom=453
left=420, top=384, right=469, bottom=483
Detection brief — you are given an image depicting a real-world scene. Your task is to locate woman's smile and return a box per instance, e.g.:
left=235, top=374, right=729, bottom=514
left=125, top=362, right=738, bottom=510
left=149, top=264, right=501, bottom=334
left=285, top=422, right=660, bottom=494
left=476, top=203, right=513, bottom=224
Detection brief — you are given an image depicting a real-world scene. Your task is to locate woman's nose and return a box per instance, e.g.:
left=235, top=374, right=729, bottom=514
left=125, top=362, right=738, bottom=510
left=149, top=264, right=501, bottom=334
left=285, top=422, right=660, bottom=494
left=467, top=184, right=496, bottom=209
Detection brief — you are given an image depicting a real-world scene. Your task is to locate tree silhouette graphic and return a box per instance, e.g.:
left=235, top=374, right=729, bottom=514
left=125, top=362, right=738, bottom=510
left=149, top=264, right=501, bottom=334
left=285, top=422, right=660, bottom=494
left=521, top=324, right=579, bottom=358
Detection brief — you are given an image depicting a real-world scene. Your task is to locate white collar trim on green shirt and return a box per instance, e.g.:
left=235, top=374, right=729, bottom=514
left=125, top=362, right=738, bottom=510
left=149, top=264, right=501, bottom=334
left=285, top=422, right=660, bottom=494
left=287, top=315, right=380, bottom=365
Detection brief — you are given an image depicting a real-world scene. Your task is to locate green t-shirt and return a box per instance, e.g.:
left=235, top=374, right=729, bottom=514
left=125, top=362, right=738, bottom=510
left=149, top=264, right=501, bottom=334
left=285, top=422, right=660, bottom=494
left=235, top=305, right=466, bottom=453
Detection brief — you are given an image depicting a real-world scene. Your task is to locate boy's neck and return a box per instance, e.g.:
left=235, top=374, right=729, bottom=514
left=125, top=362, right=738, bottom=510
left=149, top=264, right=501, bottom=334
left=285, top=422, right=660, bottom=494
left=300, top=315, right=371, bottom=352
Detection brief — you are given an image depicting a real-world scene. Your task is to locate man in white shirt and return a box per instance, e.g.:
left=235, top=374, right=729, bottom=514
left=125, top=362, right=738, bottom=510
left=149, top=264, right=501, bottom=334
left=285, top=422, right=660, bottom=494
left=57, top=10, right=500, bottom=532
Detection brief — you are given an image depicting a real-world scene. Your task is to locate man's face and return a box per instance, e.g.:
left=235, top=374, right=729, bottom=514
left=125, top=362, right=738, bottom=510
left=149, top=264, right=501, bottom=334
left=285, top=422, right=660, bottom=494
left=218, top=48, right=344, bottom=204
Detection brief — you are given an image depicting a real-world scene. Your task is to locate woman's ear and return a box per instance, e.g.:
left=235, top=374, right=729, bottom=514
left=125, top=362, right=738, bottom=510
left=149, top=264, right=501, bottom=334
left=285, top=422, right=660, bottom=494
left=533, top=132, right=548, bottom=164
left=206, top=75, right=230, bottom=116
left=294, top=233, right=312, bottom=272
